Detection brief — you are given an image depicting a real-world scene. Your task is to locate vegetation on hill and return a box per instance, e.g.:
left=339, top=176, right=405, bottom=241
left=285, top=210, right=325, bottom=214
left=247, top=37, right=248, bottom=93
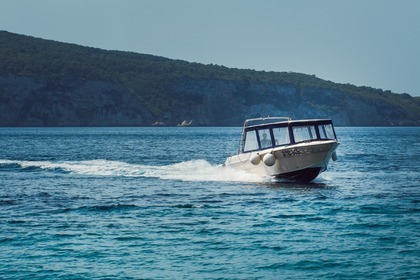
left=0, top=30, right=419, bottom=126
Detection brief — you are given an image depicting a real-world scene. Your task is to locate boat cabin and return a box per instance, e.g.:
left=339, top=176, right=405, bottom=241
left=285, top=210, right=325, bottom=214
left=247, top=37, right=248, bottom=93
left=239, top=117, right=337, bottom=153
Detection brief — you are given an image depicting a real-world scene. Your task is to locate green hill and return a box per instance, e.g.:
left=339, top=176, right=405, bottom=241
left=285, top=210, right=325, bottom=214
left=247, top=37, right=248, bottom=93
left=0, top=30, right=419, bottom=126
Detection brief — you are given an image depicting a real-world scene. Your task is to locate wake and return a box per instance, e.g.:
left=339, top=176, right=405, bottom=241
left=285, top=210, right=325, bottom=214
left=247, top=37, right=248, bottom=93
left=0, top=159, right=268, bottom=183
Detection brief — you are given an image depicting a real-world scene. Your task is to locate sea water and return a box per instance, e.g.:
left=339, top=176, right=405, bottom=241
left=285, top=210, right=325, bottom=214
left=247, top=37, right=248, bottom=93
left=0, top=127, right=419, bottom=279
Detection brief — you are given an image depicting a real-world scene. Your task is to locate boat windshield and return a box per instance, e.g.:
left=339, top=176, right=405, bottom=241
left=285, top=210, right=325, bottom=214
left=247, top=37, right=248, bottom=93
left=273, top=126, right=290, bottom=145
left=292, top=125, right=317, bottom=143
left=243, top=130, right=259, bottom=152
left=258, top=129, right=272, bottom=149
left=318, top=123, right=335, bottom=140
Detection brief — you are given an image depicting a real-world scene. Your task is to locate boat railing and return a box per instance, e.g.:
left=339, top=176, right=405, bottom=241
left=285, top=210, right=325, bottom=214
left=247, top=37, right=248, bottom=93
left=244, top=117, right=291, bottom=128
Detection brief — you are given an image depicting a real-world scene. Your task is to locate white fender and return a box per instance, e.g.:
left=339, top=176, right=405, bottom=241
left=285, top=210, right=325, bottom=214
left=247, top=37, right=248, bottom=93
left=263, top=153, right=276, bottom=166
left=250, top=154, right=261, bottom=165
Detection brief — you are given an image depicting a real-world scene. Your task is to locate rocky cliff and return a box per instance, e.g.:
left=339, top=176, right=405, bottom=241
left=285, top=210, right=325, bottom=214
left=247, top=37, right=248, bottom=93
left=0, top=31, right=419, bottom=126
left=164, top=78, right=417, bottom=126
left=0, top=75, right=150, bottom=126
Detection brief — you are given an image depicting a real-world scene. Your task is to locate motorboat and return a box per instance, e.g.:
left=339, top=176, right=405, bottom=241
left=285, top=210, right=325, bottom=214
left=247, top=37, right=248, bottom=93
left=224, top=117, right=339, bottom=181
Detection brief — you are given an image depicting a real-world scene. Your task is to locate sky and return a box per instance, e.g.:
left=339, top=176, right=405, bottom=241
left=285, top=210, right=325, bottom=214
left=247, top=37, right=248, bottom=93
left=1, top=0, right=419, bottom=96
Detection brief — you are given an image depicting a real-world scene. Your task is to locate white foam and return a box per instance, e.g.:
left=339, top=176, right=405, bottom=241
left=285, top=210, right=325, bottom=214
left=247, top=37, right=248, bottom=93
left=0, top=159, right=267, bottom=183
left=149, top=160, right=267, bottom=182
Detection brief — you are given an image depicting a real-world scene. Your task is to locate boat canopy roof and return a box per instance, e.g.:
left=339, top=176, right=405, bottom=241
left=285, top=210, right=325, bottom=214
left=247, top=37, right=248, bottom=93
left=243, top=117, right=333, bottom=129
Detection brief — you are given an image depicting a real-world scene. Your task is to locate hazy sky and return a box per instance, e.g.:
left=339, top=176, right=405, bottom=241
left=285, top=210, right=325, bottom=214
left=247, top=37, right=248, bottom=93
left=1, top=0, right=419, bottom=96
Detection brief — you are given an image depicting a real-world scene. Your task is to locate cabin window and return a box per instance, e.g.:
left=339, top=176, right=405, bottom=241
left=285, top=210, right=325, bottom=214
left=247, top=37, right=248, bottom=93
left=273, top=127, right=290, bottom=146
left=243, top=130, right=259, bottom=152
left=258, top=129, right=272, bottom=148
left=318, top=124, right=335, bottom=139
left=293, top=125, right=317, bottom=143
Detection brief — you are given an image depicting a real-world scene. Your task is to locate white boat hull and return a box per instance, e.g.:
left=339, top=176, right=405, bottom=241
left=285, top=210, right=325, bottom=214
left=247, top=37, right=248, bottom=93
left=225, top=140, right=339, bottom=181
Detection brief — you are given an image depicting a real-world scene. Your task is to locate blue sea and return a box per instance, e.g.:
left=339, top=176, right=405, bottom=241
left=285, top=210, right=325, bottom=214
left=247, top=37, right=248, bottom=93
left=0, top=127, right=419, bottom=279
